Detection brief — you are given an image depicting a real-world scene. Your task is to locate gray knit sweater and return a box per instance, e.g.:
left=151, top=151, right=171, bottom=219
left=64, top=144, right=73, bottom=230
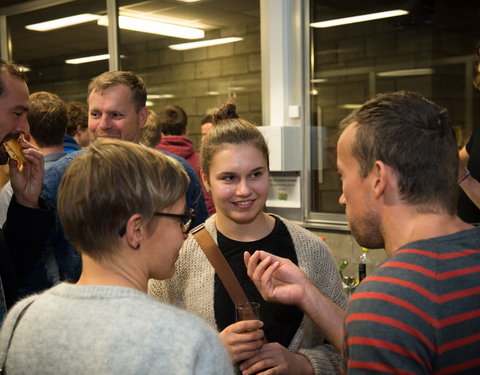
left=149, top=214, right=347, bottom=374
left=0, top=283, right=233, bottom=374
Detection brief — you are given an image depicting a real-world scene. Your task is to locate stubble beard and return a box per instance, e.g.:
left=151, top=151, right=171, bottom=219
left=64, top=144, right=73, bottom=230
left=349, top=209, right=384, bottom=250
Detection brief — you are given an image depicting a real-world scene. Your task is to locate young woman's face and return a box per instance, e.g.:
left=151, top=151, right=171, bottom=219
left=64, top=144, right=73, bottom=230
left=205, top=143, right=269, bottom=226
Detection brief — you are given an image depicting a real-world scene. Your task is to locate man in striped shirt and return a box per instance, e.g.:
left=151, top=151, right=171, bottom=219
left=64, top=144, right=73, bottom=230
left=245, top=91, right=480, bottom=374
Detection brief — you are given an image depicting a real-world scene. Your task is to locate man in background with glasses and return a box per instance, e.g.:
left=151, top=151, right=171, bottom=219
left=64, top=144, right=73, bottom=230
left=0, top=139, right=232, bottom=374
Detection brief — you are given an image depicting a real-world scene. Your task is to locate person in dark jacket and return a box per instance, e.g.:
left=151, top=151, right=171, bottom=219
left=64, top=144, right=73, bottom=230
left=156, top=105, right=216, bottom=215
left=0, top=59, right=53, bottom=319
left=457, top=42, right=480, bottom=223
left=156, top=105, right=201, bottom=176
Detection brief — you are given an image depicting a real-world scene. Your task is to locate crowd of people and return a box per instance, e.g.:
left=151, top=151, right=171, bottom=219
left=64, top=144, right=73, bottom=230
left=0, top=41, right=478, bottom=374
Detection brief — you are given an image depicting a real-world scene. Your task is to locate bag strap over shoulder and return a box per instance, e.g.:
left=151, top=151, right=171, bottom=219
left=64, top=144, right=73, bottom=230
left=1, top=299, right=35, bottom=374
left=191, top=224, right=249, bottom=307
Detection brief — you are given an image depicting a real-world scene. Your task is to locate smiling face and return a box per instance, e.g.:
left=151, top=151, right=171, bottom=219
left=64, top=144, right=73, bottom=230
left=88, top=84, right=147, bottom=143
left=205, top=143, right=269, bottom=227
left=337, top=123, right=384, bottom=249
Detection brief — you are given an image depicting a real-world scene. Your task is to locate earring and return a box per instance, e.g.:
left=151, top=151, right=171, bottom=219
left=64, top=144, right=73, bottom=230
left=205, top=187, right=210, bottom=192
left=135, top=243, right=140, bottom=249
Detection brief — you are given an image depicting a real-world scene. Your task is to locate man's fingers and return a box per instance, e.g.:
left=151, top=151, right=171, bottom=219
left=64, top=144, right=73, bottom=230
left=245, top=251, right=263, bottom=277
left=251, top=256, right=273, bottom=282
left=260, top=261, right=280, bottom=286
left=244, top=251, right=256, bottom=275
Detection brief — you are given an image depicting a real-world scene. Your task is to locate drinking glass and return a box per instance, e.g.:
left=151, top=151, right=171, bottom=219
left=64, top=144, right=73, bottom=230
left=235, top=301, right=260, bottom=321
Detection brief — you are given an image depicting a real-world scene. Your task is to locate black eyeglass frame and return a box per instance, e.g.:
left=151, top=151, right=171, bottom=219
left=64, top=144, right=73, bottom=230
left=118, top=208, right=195, bottom=237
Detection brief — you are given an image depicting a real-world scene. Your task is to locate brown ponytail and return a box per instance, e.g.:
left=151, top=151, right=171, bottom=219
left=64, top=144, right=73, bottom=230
left=200, top=101, right=269, bottom=180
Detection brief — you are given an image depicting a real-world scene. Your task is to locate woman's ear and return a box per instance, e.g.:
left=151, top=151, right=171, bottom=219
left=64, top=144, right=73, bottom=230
left=200, top=170, right=210, bottom=192
left=124, top=214, right=144, bottom=250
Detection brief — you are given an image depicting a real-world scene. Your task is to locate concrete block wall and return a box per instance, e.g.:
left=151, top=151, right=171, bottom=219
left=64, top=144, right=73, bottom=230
left=122, top=23, right=262, bottom=149
left=310, top=24, right=436, bottom=215
left=27, top=22, right=261, bottom=152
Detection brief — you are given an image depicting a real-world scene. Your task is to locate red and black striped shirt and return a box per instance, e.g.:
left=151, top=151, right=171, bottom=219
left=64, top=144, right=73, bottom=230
left=342, top=226, right=480, bottom=374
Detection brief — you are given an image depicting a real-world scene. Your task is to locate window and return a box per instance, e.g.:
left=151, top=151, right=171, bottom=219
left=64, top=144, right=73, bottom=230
left=6, top=0, right=108, bottom=102
left=118, top=0, right=261, bottom=146
left=1, top=0, right=261, bottom=148
left=307, top=0, right=480, bottom=222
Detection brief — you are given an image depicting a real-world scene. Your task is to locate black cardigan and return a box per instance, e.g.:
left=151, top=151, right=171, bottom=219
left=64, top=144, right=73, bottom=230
left=0, top=195, right=53, bottom=308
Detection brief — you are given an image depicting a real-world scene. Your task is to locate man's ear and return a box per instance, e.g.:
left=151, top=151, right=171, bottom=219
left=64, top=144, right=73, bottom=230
left=372, top=161, right=388, bottom=199
left=138, top=106, right=149, bottom=130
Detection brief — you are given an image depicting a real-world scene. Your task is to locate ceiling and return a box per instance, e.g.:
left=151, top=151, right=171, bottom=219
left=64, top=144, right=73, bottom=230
left=1, top=0, right=260, bottom=66
left=5, top=0, right=479, bottom=69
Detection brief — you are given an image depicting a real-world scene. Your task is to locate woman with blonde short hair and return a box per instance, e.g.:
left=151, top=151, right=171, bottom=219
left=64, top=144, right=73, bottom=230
left=0, top=139, right=233, bottom=374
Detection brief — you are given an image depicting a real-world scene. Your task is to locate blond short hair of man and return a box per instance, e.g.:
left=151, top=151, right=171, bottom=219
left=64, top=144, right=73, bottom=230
left=57, top=139, right=189, bottom=261
left=87, top=71, right=147, bottom=112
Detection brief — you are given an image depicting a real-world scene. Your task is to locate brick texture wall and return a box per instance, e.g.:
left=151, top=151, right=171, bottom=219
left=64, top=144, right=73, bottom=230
left=27, top=22, right=261, bottom=151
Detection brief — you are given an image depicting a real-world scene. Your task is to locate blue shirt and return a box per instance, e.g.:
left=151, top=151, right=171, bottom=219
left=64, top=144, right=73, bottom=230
left=40, top=147, right=208, bottom=283
left=63, top=135, right=80, bottom=154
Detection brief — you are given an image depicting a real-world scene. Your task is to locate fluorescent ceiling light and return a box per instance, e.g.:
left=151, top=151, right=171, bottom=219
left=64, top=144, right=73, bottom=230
left=98, top=15, right=204, bottom=39
left=311, top=9, right=408, bottom=28
left=17, top=65, right=31, bottom=72
left=169, top=37, right=243, bottom=50
left=65, top=53, right=127, bottom=64
left=339, top=104, right=363, bottom=109
left=26, top=14, right=100, bottom=31
left=311, top=78, right=327, bottom=83
left=377, top=68, right=433, bottom=77
left=150, top=94, right=175, bottom=99
left=65, top=54, right=110, bottom=64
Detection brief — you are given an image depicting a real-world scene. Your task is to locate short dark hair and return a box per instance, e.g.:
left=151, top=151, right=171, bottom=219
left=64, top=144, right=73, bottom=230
left=28, top=91, right=67, bottom=147
left=339, top=90, right=458, bottom=214
left=158, top=105, right=187, bottom=136
left=66, top=101, right=88, bottom=136
left=87, top=71, right=146, bottom=112
left=0, top=59, right=27, bottom=97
